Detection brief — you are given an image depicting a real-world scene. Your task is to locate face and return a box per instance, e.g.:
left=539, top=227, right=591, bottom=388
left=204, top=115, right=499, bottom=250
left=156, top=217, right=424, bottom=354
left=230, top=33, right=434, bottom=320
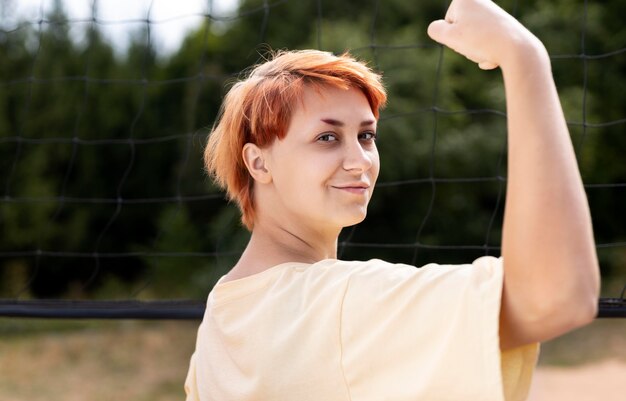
left=263, top=85, right=380, bottom=232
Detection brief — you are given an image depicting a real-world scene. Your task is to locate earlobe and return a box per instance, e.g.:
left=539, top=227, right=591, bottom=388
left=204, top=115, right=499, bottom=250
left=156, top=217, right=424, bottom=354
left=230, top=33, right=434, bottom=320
left=242, top=143, right=272, bottom=184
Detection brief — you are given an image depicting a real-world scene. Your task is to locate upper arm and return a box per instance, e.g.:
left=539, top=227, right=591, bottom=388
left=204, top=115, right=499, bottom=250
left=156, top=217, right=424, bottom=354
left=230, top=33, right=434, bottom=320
left=498, top=268, right=597, bottom=350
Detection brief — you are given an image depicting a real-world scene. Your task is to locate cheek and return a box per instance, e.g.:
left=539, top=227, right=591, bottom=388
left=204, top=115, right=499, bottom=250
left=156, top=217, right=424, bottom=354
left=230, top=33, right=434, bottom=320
left=370, top=150, right=381, bottom=181
left=272, top=152, right=328, bottom=195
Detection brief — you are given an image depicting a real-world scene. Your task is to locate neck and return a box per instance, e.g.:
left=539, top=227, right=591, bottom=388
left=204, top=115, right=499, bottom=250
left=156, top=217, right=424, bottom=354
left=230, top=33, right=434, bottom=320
left=230, top=218, right=339, bottom=279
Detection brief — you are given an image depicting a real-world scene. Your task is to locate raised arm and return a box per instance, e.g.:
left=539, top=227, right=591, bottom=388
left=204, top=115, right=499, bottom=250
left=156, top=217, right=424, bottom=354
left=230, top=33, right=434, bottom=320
left=428, top=0, right=600, bottom=349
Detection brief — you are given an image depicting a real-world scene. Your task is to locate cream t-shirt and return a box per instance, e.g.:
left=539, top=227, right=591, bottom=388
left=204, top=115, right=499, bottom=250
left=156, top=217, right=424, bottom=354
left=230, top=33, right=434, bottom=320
left=185, top=256, right=539, bottom=401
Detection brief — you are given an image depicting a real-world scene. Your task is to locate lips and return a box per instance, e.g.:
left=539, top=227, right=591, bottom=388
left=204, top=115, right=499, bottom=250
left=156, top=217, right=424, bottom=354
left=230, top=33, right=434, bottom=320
left=332, top=182, right=370, bottom=194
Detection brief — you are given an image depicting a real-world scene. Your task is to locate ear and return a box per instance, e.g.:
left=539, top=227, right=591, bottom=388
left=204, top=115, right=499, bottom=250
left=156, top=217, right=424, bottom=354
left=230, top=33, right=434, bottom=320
left=242, top=143, right=272, bottom=184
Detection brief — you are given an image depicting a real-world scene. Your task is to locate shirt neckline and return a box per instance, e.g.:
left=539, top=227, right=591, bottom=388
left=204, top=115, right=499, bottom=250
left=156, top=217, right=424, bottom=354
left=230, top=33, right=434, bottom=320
left=209, top=261, right=313, bottom=305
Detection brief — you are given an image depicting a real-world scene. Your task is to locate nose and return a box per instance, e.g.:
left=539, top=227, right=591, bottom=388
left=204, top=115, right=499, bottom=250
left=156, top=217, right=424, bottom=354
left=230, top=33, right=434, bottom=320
left=342, top=139, right=374, bottom=172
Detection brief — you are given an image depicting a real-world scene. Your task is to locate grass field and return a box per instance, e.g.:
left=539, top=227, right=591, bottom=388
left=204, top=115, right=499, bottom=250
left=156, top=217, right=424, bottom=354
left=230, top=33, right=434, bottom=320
left=0, top=319, right=198, bottom=401
left=1, top=318, right=625, bottom=400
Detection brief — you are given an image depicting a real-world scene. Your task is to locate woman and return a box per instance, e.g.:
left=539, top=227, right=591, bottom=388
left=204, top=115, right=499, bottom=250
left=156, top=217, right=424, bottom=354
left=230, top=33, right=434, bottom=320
left=185, top=0, right=600, bottom=400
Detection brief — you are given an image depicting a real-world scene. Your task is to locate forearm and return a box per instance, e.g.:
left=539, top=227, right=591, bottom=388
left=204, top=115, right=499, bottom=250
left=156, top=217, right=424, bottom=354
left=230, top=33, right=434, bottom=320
left=427, top=0, right=601, bottom=347
left=500, top=41, right=600, bottom=343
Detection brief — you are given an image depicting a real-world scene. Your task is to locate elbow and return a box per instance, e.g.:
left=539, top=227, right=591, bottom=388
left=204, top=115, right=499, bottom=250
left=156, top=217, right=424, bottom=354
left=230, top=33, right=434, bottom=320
left=522, top=280, right=599, bottom=343
left=502, top=255, right=601, bottom=344
left=575, top=259, right=601, bottom=324
left=537, top=286, right=599, bottom=340
left=574, top=292, right=599, bottom=326
left=556, top=255, right=602, bottom=331
left=567, top=295, right=598, bottom=330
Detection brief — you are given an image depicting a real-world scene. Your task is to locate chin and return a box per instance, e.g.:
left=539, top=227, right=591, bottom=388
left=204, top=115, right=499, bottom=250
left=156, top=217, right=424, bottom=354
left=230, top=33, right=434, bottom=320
left=340, top=210, right=368, bottom=228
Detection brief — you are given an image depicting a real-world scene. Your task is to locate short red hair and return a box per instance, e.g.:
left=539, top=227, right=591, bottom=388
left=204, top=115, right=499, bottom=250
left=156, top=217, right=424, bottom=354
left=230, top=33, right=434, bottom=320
left=204, top=49, right=387, bottom=230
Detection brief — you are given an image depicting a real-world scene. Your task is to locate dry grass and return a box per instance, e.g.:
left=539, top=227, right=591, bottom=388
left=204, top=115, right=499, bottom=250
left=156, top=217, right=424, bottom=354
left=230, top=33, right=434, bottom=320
left=527, top=319, right=626, bottom=400
left=529, top=359, right=626, bottom=401
left=0, top=319, right=199, bottom=401
left=0, top=317, right=625, bottom=400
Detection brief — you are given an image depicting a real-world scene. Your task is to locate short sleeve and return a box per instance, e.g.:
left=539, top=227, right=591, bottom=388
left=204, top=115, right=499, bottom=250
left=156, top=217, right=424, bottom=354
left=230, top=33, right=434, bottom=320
left=339, top=256, right=538, bottom=401
left=501, top=342, right=540, bottom=401
left=184, top=352, right=200, bottom=401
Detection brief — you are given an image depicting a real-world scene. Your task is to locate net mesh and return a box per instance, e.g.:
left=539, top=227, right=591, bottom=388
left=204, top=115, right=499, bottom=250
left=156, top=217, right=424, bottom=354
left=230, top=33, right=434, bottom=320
left=0, top=0, right=624, bottom=318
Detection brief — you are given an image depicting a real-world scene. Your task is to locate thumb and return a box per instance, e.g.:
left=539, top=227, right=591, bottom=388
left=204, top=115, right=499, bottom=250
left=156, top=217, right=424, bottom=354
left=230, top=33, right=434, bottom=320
left=427, top=19, right=455, bottom=46
left=478, top=61, right=499, bottom=70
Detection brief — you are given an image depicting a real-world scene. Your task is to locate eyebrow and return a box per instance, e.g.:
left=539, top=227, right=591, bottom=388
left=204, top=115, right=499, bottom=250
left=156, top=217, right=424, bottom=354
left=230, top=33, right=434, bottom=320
left=321, top=118, right=376, bottom=127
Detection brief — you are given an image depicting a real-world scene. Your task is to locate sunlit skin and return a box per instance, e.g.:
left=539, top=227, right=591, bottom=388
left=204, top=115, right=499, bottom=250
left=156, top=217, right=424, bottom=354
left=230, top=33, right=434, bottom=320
left=264, top=86, right=379, bottom=233
left=224, top=85, right=379, bottom=281
left=221, top=0, right=600, bottom=352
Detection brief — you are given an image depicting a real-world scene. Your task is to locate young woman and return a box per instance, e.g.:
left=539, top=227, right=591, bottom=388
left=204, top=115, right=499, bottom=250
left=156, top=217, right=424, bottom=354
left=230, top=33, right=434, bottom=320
left=185, top=0, right=600, bottom=400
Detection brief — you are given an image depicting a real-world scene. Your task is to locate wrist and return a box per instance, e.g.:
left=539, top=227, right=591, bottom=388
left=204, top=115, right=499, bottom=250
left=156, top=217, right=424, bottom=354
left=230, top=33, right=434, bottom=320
left=499, top=34, right=550, bottom=75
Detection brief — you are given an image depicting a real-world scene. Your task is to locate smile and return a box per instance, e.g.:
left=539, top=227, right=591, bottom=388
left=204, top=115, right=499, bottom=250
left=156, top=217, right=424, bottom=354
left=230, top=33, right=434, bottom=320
left=332, top=185, right=369, bottom=195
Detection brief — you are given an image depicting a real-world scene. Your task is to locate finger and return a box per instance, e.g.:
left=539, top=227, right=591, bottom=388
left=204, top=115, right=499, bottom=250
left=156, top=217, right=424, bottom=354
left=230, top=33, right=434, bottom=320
left=444, top=1, right=458, bottom=23
left=478, top=61, right=499, bottom=70
left=427, top=19, right=455, bottom=45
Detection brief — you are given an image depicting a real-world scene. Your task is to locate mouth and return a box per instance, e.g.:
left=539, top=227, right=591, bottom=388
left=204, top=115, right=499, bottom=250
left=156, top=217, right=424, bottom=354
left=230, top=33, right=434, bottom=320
left=332, top=183, right=370, bottom=195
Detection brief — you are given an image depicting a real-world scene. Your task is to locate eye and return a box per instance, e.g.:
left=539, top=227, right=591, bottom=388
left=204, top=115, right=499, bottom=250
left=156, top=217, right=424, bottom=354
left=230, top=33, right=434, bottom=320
left=317, top=133, right=338, bottom=142
left=359, top=131, right=377, bottom=142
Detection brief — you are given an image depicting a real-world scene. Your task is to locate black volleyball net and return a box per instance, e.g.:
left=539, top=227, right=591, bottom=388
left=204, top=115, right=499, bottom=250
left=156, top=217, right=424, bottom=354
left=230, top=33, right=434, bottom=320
left=1, top=0, right=625, bottom=319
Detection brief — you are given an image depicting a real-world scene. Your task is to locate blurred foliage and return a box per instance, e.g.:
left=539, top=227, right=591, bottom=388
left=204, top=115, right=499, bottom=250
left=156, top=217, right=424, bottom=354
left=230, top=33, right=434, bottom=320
left=0, top=0, right=624, bottom=300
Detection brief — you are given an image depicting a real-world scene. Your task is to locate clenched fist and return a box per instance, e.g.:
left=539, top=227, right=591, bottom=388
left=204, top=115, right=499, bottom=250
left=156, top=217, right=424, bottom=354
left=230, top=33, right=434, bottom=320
left=427, top=0, right=545, bottom=70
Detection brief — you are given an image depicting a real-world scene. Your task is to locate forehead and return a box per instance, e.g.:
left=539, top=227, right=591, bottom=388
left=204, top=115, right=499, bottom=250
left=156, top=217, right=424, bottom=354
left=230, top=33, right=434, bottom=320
left=293, top=84, right=375, bottom=120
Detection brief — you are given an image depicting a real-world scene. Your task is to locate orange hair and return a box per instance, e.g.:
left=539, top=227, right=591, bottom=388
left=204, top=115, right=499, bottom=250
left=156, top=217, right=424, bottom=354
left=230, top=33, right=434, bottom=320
left=204, top=49, right=387, bottom=230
